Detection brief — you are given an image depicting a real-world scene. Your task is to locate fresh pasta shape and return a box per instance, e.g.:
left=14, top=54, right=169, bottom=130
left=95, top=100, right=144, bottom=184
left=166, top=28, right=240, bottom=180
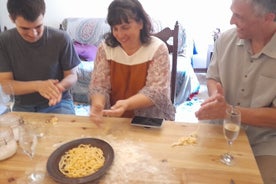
left=171, top=133, right=198, bottom=147
left=172, top=125, right=200, bottom=147
left=59, top=144, right=105, bottom=178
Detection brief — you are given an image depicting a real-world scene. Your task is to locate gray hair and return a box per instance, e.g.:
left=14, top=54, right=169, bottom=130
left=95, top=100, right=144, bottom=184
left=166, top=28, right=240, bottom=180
left=249, top=0, right=276, bottom=21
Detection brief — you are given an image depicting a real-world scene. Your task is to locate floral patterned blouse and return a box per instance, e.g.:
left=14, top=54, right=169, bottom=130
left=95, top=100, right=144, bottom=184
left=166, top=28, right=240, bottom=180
left=89, top=36, right=175, bottom=120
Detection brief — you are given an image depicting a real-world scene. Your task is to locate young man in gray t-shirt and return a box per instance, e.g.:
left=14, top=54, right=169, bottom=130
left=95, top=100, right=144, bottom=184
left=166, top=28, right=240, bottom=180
left=0, top=0, right=80, bottom=114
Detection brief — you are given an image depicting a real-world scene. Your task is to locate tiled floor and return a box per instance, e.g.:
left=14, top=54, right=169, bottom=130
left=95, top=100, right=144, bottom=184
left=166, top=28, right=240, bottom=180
left=175, top=84, right=207, bottom=123
left=175, top=73, right=208, bottom=123
left=74, top=103, right=90, bottom=116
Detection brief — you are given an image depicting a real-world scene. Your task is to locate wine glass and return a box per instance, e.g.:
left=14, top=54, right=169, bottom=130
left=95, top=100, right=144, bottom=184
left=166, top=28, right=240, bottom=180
left=220, top=106, right=241, bottom=166
left=0, top=83, right=15, bottom=114
left=18, top=123, right=38, bottom=159
left=18, top=123, right=45, bottom=183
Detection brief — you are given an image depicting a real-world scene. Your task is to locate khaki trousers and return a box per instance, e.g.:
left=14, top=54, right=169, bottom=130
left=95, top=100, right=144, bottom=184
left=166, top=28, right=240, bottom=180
left=255, top=155, right=276, bottom=184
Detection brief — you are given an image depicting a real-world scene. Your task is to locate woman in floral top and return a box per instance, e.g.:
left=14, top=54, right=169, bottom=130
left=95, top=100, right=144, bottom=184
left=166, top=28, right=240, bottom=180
left=89, top=0, right=175, bottom=123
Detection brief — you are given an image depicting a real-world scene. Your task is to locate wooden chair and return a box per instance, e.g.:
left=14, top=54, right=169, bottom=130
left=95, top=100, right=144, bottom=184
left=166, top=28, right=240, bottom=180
left=153, top=21, right=179, bottom=104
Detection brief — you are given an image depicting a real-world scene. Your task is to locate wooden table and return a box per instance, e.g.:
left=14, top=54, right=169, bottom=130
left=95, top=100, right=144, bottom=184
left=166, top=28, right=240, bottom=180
left=0, top=112, right=263, bottom=184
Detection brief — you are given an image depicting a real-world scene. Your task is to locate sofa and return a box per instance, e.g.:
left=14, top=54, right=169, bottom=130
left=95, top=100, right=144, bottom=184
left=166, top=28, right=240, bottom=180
left=61, top=17, right=200, bottom=106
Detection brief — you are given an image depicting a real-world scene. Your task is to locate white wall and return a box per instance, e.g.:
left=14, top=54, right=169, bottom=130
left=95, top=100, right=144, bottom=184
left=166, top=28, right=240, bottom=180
left=0, top=0, right=233, bottom=68
left=0, top=0, right=9, bottom=30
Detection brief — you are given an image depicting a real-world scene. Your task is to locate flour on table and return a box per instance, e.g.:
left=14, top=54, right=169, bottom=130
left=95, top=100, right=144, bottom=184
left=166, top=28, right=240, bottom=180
left=96, top=135, right=178, bottom=184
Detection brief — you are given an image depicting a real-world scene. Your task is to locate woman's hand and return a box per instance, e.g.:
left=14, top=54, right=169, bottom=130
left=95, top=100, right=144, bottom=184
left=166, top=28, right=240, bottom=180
left=103, top=100, right=128, bottom=117
left=90, top=104, right=104, bottom=125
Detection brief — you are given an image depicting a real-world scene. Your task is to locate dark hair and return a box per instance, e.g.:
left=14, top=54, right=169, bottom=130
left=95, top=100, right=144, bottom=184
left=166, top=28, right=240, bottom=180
left=7, top=0, right=46, bottom=22
left=104, top=0, right=153, bottom=47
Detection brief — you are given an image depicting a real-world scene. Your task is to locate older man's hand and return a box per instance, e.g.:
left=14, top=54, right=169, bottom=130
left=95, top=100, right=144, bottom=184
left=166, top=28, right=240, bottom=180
left=195, top=83, right=229, bottom=120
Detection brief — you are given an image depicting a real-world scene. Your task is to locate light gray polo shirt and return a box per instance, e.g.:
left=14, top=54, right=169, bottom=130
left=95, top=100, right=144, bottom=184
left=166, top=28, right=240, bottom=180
left=207, top=28, right=276, bottom=156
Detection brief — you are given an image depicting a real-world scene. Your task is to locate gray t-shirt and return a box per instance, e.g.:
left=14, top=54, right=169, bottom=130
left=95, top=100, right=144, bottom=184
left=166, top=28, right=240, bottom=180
left=207, top=28, right=276, bottom=156
left=0, top=27, right=80, bottom=106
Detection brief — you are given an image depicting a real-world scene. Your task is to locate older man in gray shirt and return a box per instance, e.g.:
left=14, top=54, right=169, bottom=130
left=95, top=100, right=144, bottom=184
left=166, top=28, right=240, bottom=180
left=195, top=0, right=276, bottom=183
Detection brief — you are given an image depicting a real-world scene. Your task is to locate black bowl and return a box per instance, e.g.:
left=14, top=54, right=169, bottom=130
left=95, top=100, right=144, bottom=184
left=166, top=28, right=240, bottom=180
left=47, top=138, right=114, bottom=184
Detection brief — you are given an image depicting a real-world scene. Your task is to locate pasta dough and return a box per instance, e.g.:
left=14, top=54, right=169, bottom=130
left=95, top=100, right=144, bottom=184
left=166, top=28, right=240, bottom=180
left=172, top=133, right=197, bottom=147
left=59, top=144, right=105, bottom=178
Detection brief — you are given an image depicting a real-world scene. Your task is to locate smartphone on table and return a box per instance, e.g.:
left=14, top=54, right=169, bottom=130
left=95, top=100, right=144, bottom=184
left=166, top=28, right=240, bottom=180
left=131, top=116, right=164, bottom=128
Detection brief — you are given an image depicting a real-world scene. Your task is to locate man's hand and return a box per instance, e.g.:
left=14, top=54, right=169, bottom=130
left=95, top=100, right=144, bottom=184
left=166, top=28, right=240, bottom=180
left=38, top=79, right=64, bottom=106
left=195, top=82, right=229, bottom=120
left=48, top=82, right=65, bottom=106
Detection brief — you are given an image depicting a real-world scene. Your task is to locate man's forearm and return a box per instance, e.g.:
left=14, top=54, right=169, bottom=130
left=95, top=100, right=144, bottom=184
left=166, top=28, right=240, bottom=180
left=59, top=73, right=78, bottom=90
left=60, top=67, right=78, bottom=90
left=3, top=80, right=41, bottom=95
left=238, top=106, right=276, bottom=128
left=207, top=78, right=219, bottom=96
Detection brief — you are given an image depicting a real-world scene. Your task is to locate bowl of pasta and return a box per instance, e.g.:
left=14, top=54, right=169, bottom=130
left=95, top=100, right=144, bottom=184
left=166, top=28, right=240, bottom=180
left=46, top=138, right=114, bottom=184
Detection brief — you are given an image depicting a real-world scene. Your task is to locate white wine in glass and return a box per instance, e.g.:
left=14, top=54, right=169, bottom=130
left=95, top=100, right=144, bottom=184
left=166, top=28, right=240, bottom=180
left=220, top=106, right=241, bottom=166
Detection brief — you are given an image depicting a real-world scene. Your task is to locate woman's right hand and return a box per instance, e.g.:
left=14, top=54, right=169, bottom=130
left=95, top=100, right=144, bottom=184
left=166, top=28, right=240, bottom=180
left=90, top=104, right=104, bottom=125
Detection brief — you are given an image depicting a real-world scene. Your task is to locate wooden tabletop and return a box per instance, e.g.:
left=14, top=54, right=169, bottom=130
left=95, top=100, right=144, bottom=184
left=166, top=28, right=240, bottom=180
left=0, top=112, right=263, bottom=184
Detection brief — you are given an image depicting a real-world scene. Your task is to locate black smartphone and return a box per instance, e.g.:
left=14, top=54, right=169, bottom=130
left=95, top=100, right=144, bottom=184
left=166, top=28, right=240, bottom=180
left=131, top=116, right=164, bottom=128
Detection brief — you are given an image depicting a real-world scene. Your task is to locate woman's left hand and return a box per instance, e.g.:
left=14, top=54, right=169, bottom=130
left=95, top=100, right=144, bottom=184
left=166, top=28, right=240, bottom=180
left=103, top=100, right=128, bottom=117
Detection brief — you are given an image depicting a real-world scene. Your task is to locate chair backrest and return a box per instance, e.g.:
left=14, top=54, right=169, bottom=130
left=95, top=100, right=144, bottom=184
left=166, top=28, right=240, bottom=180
left=153, top=21, right=179, bottom=104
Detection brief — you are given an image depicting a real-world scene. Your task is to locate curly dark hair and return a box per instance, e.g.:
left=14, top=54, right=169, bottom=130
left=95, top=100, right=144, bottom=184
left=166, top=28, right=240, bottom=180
left=104, top=0, right=153, bottom=47
left=7, top=0, right=46, bottom=22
